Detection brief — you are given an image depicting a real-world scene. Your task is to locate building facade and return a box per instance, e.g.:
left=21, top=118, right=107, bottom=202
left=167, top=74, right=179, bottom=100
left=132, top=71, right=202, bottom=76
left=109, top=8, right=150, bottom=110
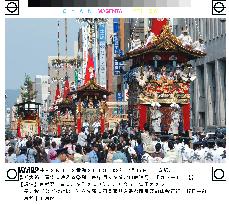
left=35, top=75, right=50, bottom=132
left=35, top=75, right=50, bottom=105
left=174, top=18, right=226, bottom=131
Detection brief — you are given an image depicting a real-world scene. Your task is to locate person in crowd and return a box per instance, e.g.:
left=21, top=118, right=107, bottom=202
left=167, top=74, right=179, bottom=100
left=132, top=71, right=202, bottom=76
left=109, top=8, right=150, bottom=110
left=97, top=144, right=107, bottom=163
left=44, top=140, right=51, bottom=155
left=191, top=141, right=204, bottom=163
left=87, top=131, right=95, bottom=146
left=162, top=140, right=179, bottom=163
left=178, top=27, right=193, bottom=47
left=74, top=144, right=85, bottom=163
left=83, top=119, right=90, bottom=135
left=160, top=135, right=170, bottom=156
left=152, top=143, right=164, bottom=163
left=83, top=146, right=91, bottom=163
left=77, top=127, right=87, bottom=147
left=26, top=140, right=37, bottom=163
left=141, top=124, right=151, bottom=151
left=177, top=137, right=194, bottom=163
left=135, top=138, right=144, bottom=163
left=64, top=137, right=76, bottom=152
left=51, top=147, right=68, bottom=163
left=16, top=146, right=27, bottom=163
left=9, top=136, right=17, bottom=148
left=112, top=143, right=128, bottom=163
left=203, top=138, right=217, bottom=163
left=123, top=140, right=137, bottom=163
left=47, top=141, right=57, bottom=162
left=214, top=139, right=226, bottom=163
left=6, top=147, right=17, bottom=163
left=5, top=136, right=11, bottom=157
left=65, top=149, right=75, bottom=163
left=130, top=134, right=138, bottom=149
left=92, top=119, right=101, bottom=135
left=141, top=146, right=154, bottom=163
left=88, top=143, right=99, bottom=163
left=106, top=143, right=116, bottom=163
left=33, top=137, right=48, bottom=163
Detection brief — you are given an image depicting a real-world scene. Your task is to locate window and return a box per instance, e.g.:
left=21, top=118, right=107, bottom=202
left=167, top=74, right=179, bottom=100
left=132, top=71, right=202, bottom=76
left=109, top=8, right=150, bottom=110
left=214, top=18, right=218, bottom=38
left=205, top=19, right=209, bottom=41
left=217, top=18, right=222, bottom=36
left=221, top=20, right=226, bottom=34
left=209, top=19, right=213, bottom=40
left=199, top=112, right=205, bottom=128
left=199, top=19, right=202, bottom=37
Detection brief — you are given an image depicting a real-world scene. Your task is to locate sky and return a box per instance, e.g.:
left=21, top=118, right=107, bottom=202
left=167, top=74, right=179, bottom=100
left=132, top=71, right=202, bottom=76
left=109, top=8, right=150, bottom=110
left=5, top=18, right=79, bottom=90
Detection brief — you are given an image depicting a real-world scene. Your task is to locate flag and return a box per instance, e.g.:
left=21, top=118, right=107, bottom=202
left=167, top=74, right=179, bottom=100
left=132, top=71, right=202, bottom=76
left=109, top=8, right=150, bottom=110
left=151, top=18, right=168, bottom=36
left=100, top=115, right=105, bottom=134
left=63, top=75, right=70, bottom=99
left=84, top=53, right=95, bottom=85
left=57, top=125, right=61, bottom=137
left=55, top=83, right=61, bottom=101
left=74, top=69, right=78, bottom=88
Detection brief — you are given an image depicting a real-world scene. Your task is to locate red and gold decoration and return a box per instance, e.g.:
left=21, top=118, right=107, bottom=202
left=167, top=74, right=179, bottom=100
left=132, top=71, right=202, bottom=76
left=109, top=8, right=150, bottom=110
left=17, top=117, right=21, bottom=138
left=84, top=53, right=95, bottom=85
left=151, top=18, right=168, bottom=36
left=116, top=22, right=206, bottom=133
left=70, top=79, right=112, bottom=134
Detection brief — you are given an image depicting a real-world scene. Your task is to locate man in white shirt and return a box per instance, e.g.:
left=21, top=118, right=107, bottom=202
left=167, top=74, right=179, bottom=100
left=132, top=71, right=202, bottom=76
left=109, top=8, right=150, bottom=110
left=178, top=28, right=193, bottom=47
left=92, top=119, right=100, bottom=135
left=192, top=35, right=205, bottom=52
left=203, top=139, right=217, bottom=163
left=214, top=139, right=226, bottom=163
left=77, top=128, right=87, bottom=147
left=177, top=137, right=193, bottom=163
left=83, top=120, right=89, bottom=135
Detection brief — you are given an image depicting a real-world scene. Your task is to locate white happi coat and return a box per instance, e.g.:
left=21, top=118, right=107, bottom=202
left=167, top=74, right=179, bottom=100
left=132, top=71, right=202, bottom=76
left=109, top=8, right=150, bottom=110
left=151, top=109, right=162, bottom=133
left=92, top=121, right=100, bottom=134
left=178, top=34, right=193, bottom=47
left=213, top=147, right=226, bottom=163
left=169, top=111, right=180, bottom=135
left=83, top=122, right=89, bottom=135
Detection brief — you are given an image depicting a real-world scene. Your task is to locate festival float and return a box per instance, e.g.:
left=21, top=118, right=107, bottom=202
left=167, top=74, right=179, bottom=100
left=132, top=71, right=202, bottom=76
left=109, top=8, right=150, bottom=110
left=47, top=19, right=77, bottom=136
left=15, top=75, right=42, bottom=137
left=69, top=53, right=113, bottom=134
left=116, top=19, right=206, bottom=134
left=48, top=73, right=76, bottom=136
left=48, top=52, right=112, bottom=136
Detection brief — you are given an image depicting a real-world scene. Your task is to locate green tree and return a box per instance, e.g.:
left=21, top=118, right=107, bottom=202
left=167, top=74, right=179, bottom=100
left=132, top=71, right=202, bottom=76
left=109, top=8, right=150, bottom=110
left=20, top=74, right=37, bottom=102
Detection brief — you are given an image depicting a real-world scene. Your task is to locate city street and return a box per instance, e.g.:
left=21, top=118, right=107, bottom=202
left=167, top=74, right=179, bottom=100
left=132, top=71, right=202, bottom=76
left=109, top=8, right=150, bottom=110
left=5, top=18, right=226, bottom=163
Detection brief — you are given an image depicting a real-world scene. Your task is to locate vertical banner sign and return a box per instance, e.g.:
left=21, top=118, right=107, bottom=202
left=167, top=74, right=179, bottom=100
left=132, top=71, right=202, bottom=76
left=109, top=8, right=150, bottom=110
left=82, top=23, right=88, bottom=85
left=116, top=92, right=123, bottom=102
left=113, top=33, right=119, bottom=54
left=92, top=23, right=97, bottom=81
left=113, top=18, right=119, bottom=54
left=94, top=23, right=98, bottom=83
left=99, top=23, right=107, bottom=88
left=116, top=92, right=123, bottom=115
left=113, top=19, right=120, bottom=75
left=114, top=60, right=120, bottom=75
